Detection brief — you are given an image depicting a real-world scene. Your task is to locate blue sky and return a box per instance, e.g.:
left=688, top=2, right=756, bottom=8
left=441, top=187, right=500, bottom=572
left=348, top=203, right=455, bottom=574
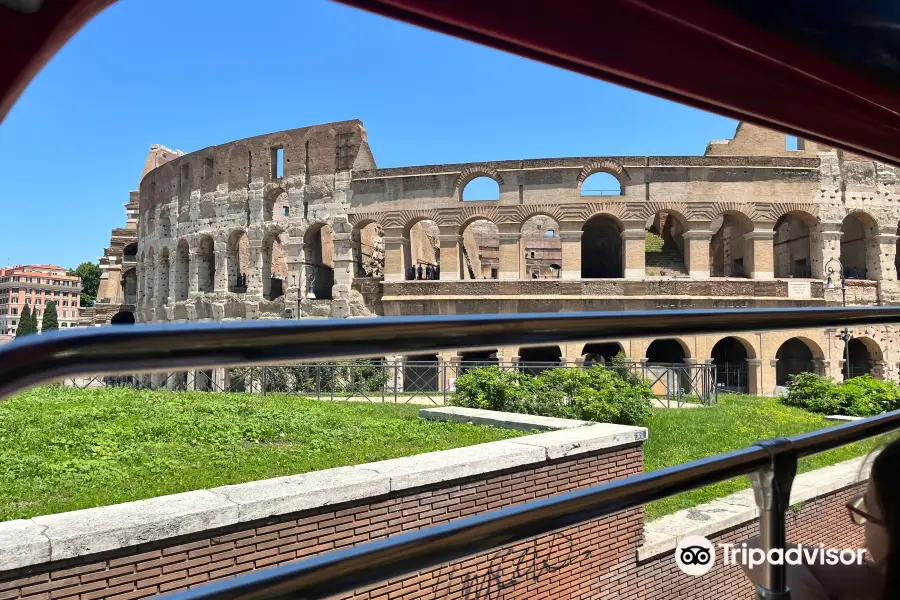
left=0, top=0, right=737, bottom=268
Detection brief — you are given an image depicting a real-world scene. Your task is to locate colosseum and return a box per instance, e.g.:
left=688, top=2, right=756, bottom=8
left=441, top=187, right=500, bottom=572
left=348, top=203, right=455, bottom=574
left=88, top=118, right=900, bottom=396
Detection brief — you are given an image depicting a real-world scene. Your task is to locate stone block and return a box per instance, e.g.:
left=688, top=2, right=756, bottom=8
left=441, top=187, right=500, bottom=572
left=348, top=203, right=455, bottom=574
left=509, top=424, right=647, bottom=459
left=418, top=406, right=588, bottom=430
left=365, top=440, right=546, bottom=491
left=0, top=520, right=50, bottom=570
left=33, top=490, right=239, bottom=561
left=212, top=466, right=391, bottom=522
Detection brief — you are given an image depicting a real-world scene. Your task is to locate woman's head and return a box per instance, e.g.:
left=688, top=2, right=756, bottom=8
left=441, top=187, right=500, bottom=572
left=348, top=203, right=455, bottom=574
left=867, top=438, right=900, bottom=597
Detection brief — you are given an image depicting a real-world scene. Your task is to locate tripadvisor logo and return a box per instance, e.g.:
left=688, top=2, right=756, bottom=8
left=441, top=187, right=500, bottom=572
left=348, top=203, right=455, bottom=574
left=675, top=536, right=716, bottom=576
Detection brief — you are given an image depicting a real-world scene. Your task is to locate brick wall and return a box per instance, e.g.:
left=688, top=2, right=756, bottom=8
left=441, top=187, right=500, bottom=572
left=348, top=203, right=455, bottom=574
left=0, top=447, right=868, bottom=600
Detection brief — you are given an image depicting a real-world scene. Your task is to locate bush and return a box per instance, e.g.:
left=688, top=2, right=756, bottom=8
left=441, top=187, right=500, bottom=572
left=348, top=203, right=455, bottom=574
left=782, top=373, right=900, bottom=417
left=451, top=359, right=653, bottom=426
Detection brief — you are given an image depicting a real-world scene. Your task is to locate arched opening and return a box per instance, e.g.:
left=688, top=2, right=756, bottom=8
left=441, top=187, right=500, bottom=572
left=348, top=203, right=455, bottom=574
left=404, top=219, right=440, bottom=280
left=521, top=215, right=562, bottom=279
left=196, top=236, right=215, bottom=293
left=459, top=349, right=499, bottom=375
left=580, top=172, right=622, bottom=196
left=518, top=345, right=562, bottom=376
left=353, top=221, right=384, bottom=278
left=263, top=231, right=288, bottom=301
left=841, top=213, right=875, bottom=279
left=304, top=224, right=334, bottom=299
left=775, top=338, right=816, bottom=386
left=264, top=188, right=289, bottom=222
left=581, top=215, right=623, bottom=278
left=404, top=354, right=439, bottom=392
left=159, top=209, right=172, bottom=237
left=645, top=212, right=687, bottom=276
left=110, top=311, right=135, bottom=325
left=123, top=243, right=138, bottom=260
left=461, top=177, right=500, bottom=201
left=710, top=337, right=752, bottom=393
left=121, top=268, right=137, bottom=305
left=461, top=219, right=499, bottom=279
left=646, top=339, right=688, bottom=364
left=157, top=248, right=170, bottom=306
left=774, top=212, right=813, bottom=278
left=226, top=230, right=249, bottom=293
left=174, top=239, right=190, bottom=300
left=710, top=212, right=753, bottom=278
left=846, top=338, right=873, bottom=379
left=582, top=342, right=624, bottom=365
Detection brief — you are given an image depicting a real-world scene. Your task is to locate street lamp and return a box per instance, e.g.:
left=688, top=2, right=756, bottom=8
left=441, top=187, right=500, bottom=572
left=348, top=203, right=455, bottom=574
left=824, top=257, right=851, bottom=381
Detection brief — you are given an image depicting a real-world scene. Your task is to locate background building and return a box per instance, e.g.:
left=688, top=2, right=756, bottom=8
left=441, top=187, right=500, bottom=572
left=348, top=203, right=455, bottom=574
left=0, top=265, right=83, bottom=336
left=92, top=119, right=900, bottom=395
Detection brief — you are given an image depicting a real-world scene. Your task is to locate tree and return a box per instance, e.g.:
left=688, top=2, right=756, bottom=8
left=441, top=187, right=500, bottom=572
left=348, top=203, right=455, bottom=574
left=15, top=305, right=35, bottom=337
left=42, top=301, right=59, bottom=332
left=71, top=262, right=101, bottom=307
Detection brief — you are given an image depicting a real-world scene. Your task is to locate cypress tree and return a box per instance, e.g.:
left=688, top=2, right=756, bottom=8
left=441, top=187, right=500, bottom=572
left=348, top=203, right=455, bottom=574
left=16, top=305, right=33, bottom=337
left=42, top=301, right=59, bottom=332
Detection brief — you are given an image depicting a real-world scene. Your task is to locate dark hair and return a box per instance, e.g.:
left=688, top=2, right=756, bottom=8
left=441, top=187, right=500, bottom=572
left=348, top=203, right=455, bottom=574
left=872, top=438, right=900, bottom=600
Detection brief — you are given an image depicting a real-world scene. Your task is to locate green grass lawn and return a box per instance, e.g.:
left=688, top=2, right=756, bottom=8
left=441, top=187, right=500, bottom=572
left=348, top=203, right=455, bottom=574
left=644, top=394, right=886, bottom=520
left=0, top=388, right=525, bottom=521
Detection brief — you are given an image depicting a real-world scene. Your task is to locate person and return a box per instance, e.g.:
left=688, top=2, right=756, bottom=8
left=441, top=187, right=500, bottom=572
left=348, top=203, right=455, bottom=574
left=425, top=264, right=433, bottom=280
left=740, top=438, right=900, bottom=599
left=417, top=264, right=424, bottom=280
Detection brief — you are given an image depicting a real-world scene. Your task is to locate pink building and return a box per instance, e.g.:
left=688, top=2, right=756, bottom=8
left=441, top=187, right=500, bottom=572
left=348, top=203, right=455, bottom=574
left=0, top=265, right=83, bottom=336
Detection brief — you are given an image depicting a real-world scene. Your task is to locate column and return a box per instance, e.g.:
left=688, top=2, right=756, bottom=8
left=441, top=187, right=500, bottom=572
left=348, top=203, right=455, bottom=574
left=745, top=358, right=762, bottom=396
left=247, top=242, right=264, bottom=295
left=332, top=223, right=354, bottom=318
left=497, top=227, right=520, bottom=280
left=767, top=358, right=780, bottom=396
left=559, top=227, right=583, bottom=280
left=621, top=229, right=646, bottom=280
left=383, top=228, right=408, bottom=283
left=743, top=230, right=775, bottom=279
left=810, top=226, right=841, bottom=280
left=872, top=233, right=898, bottom=281
left=214, top=242, right=228, bottom=293
left=285, top=242, right=304, bottom=317
left=682, top=230, right=712, bottom=279
left=437, top=230, right=462, bottom=281
left=188, top=252, right=200, bottom=295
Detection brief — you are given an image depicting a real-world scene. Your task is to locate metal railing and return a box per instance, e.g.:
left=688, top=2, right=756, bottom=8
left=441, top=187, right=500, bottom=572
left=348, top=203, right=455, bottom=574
left=62, top=359, right=718, bottom=406
left=4, top=307, right=900, bottom=600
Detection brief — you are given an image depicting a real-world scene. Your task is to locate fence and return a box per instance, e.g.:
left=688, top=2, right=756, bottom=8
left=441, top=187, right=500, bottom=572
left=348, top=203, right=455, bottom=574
left=63, top=358, right=719, bottom=406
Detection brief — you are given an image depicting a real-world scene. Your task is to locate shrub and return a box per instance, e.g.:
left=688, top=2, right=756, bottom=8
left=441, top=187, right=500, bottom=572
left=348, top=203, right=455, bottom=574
left=451, top=362, right=653, bottom=426
left=783, top=373, right=900, bottom=417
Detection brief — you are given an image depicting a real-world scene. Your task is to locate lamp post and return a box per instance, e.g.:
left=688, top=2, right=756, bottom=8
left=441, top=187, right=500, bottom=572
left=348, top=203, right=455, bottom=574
left=824, top=257, right=851, bottom=381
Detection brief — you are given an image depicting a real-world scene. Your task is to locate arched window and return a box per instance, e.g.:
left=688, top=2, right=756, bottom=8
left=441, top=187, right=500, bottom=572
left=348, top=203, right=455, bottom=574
left=582, top=342, right=624, bottom=365
left=521, top=215, right=561, bottom=279
left=774, top=212, right=813, bottom=278
left=304, top=224, right=334, bottom=299
left=581, top=215, right=622, bottom=278
left=710, top=212, right=753, bottom=278
left=775, top=338, right=816, bottom=386
left=518, top=346, right=562, bottom=375
left=646, top=339, right=687, bottom=364
left=461, top=177, right=500, bottom=201
left=263, top=231, right=288, bottom=301
left=404, top=219, right=440, bottom=280
left=227, top=230, right=249, bottom=292
left=580, top=172, right=622, bottom=196
left=197, top=236, right=215, bottom=293
left=645, top=211, right=686, bottom=276
left=461, top=219, right=499, bottom=279
left=110, top=311, right=135, bottom=325
left=841, top=213, right=876, bottom=280
left=710, top=337, right=752, bottom=393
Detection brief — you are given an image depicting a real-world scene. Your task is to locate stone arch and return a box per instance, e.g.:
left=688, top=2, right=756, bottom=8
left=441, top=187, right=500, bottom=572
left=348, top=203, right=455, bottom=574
left=846, top=336, right=884, bottom=379
left=577, top=161, right=629, bottom=196
left=710, top=336, right=756, bottom=393
left=646, top=338, right=691, bottom=363
left=263, top=185, right=288, bottom=221
left=403, top=217, right=440, bottom=280
left=226, top=229, right=250, bottom=293
left=174, top=239, right=190, bottom=300
left=196, top=235, right=215, bottom=293
left=581, top=214, right=623, bottom=278
left=123, top=242, right=138, bottom=260
left=775, top=337, right=824, bottom=386
left=518, top=345, right=562, bottom=375
left=157, top=247, right=171, bottom=306
left=710, top=210, right=755, bottom=278
left=841, top=211, right=878, bottom=279
left=645, top=209, right=688, bottom=276
left=454, top=166, right=504, bottom=200
left=303, top=223, right=334, bottom=299
left=351, top=220, right=384, bottom=278
left=158, top=207, right=172, bottom=238
left=262, top=229, right=288, bottom=300
left=582, top=342, right=624, bottom=365
left=460, top=218, right=499, bottom=279
left=121, top=267, right=137, bottom=305
left=520, top=214, right=562, bottom=279
left=110, top=311, right=135, bottom=325
left=774, top=211, right=816, bottom=278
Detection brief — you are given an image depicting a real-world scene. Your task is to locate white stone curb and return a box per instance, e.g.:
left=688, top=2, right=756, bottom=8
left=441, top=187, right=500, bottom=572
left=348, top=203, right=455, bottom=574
left=0, top=410, right=645, bottom=571
left=419, top=406, right=591, bottom=431
left=637, top=455, right=872, bottom=561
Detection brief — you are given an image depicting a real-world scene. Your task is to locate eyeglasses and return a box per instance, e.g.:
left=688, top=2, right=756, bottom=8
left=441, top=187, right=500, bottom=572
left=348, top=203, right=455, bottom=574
left=847, top=495, right=885, bottom=526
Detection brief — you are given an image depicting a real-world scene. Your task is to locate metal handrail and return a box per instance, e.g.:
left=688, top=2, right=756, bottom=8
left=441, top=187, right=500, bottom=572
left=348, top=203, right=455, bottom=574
left=2, top=306, right=900, bottom=400
left=4, top=306, right=900, bottom=600
left=156, top=410, right=900, bottom=600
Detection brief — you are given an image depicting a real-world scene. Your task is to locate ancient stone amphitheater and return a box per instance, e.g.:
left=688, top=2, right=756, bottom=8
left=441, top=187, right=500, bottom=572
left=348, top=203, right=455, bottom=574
left=86, top=119, right=900, bottom=396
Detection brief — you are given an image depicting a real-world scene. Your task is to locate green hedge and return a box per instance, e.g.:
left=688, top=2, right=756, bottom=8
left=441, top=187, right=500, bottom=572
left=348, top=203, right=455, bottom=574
left=450, top=355, right=653, bottom=426
left=782, top=373, right=900, bottom=417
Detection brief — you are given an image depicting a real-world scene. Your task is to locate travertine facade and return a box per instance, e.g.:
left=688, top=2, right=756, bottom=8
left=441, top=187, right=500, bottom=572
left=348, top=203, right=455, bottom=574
left=125, top=120, right=900, bottom=395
